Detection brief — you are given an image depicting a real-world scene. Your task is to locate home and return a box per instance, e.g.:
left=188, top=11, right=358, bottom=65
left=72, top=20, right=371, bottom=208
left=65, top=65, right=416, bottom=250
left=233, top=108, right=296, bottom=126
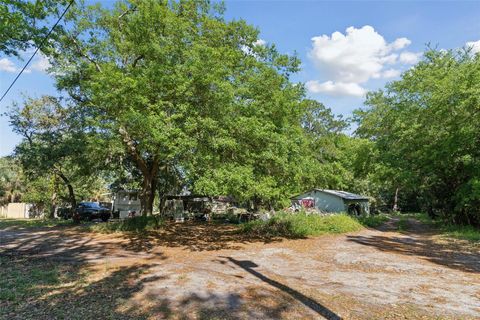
left=291, top=189, right=370, bottom=216
left=110, top=190, right=142, bottom=218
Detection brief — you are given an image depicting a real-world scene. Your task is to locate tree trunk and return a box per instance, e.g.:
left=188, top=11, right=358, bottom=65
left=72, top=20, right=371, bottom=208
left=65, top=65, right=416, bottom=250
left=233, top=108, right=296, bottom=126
left=141, top=173, right=157, bottom=216
left=158, top=189, right=166, bottom=215
left=49, top=191, right=57, bottom=219
left=118, top=126, right=159, bottom=216
left=393, top=187, right=399, bottom=212
left=56, top=171, right=77, bottom=221
left=48, top=175, right=59, bottom=219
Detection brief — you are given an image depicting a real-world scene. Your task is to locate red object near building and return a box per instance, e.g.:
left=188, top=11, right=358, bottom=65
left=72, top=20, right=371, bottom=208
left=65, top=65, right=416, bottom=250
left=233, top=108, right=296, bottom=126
left=300, top=198, right=315, bottom=208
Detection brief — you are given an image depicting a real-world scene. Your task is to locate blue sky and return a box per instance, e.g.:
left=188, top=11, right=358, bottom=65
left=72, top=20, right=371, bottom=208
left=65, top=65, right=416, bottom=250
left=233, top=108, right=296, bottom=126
left=1, top=0, right=479, bottom=156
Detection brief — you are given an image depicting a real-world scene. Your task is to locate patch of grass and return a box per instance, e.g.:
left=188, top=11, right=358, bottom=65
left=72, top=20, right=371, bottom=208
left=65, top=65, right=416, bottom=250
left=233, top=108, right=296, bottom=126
left=441, top=224, right=480, bottom=242
left=396, top=212, right=432, bottom=224
left=394, top=212, right=480, bottom=242
left=397, top=215, right=409, bottom=231
left=0, top=218, right=73, bottom=230
left=0, top=254, right=152, bottom=319
left=240, top=213, right=364, bottom=238
left=88, top=215, right=164, bottom=233
left=357, top=214, right=390, bottom=228
left=0, top=256, right=78, bottom=303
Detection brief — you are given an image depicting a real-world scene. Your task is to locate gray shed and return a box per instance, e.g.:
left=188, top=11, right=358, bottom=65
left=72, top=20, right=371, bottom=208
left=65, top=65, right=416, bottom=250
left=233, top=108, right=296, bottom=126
left=290, top=189, right=370, bottom=216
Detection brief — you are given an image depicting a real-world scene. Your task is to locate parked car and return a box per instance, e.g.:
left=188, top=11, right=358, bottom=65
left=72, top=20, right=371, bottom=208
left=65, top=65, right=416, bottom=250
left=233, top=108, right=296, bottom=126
left=76, top=202, right=111, bottom=222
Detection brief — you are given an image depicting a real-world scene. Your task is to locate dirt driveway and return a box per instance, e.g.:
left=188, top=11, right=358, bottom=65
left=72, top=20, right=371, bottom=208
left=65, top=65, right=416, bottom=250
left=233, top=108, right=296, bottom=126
left=1, top=219, right=479, bottom=319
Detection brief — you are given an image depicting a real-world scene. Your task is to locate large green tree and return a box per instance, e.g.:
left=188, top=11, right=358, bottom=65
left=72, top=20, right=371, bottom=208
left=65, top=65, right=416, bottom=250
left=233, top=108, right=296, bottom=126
left=356, top=49, right=480, bottom=224
left=8, top=96, right=108, bottom=218
left=47, top=0, right=309, bottom=213
left=299, top=99, right=350, bottom=190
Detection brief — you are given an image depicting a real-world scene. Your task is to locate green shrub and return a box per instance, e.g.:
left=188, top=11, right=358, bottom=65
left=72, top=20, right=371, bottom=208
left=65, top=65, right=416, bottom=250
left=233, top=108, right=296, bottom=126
left=89, top=215, right=164, bottom=233
left=223, top=212, right=241, bottom=224
left=240, top=213, right=364, bottom=238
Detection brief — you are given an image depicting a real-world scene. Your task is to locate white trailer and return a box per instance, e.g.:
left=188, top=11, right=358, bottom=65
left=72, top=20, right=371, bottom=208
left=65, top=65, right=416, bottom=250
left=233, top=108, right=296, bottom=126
left=111, top=190, right=142, bottom=219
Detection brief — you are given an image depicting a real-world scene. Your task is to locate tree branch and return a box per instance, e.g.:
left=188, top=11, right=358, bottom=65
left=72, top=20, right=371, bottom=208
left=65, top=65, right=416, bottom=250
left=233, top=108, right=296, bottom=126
left=118, top=6, right=137, bottom=19
left=53, top=167, right=77, bottom=210
left=118, top=126, right=149, bottom=175
left=132, top=54, right=144, bottom=68
left=70, top=36, right=102, bottom=73
left=21, top=129, right=34, bottom=146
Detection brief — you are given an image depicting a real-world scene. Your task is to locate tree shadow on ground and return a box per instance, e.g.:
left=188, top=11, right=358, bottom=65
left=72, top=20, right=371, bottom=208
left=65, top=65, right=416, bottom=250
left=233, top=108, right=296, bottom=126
left=0, top=224, right=324, bottom=319
left=0, top=227, right=167, bottom=263
left=347, top=228, right=480, bottom=273
left=1, top=220, right=295, bottom=255
left=0, top=226, right=153, bottom=319
left=217, top=256, right=342, bottom=320
left=134, top=287, right=321, bottom=320
left=1, top=253, right=329, bottom=319
left=115, top=221, right=289, bottom=252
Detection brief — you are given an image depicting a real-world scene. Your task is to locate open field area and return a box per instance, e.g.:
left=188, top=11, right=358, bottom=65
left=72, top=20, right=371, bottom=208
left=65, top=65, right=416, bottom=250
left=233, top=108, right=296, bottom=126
left=1, top=216, right=479, bottom=320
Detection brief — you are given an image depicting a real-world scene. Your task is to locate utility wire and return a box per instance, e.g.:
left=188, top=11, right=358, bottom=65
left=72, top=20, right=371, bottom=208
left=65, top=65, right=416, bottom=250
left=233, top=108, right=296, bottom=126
left=0, top=0, right=75, bottom=104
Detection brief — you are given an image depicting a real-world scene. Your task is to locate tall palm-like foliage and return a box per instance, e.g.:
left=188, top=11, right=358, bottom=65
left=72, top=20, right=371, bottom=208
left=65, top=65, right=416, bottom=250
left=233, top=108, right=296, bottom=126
left=0, top=157, right=25, bottom=205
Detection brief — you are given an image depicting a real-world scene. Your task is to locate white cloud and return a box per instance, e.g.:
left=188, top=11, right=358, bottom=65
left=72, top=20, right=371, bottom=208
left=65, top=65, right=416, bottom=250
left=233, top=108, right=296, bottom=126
left=399, top=51, right=422, bottom=64
left=306, top=80, right=366, bottom=97
left=389, top=37, right=411, bottom=50
left=253, top=39, right=266, bottom=47
left=0, top=58, right=18, bottom=73
left=382, top=68, right=402, bottom=78
left=309, top=26, right=407, bottom=84
left=466, top=40, right=480, bottom=54
left=307, top=25, right=416, bottom=97
left=29, top=54, right=51, bottom=72
left=0, top=53, right=51, bottom=75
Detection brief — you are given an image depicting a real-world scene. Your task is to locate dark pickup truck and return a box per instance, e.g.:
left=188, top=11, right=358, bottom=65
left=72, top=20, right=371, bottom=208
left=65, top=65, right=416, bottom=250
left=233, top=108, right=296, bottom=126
left=76, top=202, right=111, bottom=222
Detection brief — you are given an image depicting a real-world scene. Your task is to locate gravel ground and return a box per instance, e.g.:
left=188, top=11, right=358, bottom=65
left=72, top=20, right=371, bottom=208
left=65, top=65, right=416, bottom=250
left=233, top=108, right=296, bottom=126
left=0, top=219, right=479, bottom=319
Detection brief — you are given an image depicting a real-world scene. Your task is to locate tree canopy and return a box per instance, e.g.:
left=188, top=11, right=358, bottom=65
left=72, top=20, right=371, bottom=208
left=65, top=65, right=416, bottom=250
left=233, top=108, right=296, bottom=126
left=355, top=49, right=480, bottom=224
left=0, top=0, right=70, bottom=56
left=43, top=0, right=313, bottom=213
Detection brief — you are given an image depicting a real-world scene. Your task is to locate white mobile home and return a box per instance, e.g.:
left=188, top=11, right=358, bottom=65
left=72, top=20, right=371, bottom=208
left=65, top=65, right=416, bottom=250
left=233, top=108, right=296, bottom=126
left=112, top=190, right=141, bottom=218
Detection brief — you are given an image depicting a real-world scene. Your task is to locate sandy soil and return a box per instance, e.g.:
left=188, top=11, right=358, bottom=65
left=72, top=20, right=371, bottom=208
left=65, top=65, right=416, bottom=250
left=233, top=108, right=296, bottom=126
left=0, top=219, right=479, bottom=319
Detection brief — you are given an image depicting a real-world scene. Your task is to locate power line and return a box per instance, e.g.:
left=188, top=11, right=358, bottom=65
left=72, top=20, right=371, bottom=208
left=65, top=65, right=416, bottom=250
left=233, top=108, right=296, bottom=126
left=0, top=0, right=75, bottom=104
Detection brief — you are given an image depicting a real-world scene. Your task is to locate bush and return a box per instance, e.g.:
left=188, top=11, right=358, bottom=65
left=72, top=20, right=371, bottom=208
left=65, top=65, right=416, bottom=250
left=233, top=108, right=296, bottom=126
left=89, top=215, right=164, bottom=233
left=240, top=213, right=364, bottom=238
left=223, top=212, right=241, bottom=224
